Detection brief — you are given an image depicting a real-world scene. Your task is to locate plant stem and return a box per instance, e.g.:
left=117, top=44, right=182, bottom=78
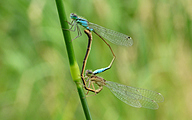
left=55, top=0, right=92, bottom=119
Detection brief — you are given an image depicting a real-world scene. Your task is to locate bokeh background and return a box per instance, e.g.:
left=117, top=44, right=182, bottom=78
left=1, top=0, right=192, bottom=119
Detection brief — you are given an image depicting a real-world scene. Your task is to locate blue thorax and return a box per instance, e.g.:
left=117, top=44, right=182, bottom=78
left=70, top=13, right=93, bottom=31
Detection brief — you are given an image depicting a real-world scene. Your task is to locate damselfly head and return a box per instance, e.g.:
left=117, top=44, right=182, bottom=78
left=85, top=70, right=93, bottom=76
left=70, top=13, right=78, bottom=20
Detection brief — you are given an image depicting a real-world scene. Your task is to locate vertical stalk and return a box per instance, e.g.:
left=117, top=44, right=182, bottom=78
left=55, top=0, right=92, bottom=119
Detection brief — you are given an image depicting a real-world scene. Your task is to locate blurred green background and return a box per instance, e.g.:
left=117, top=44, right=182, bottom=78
left=1, top=0, right=192, bottom=119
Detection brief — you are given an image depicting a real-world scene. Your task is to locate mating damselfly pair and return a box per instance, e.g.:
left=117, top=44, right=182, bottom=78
left=66, top=13, right=164, bottom=109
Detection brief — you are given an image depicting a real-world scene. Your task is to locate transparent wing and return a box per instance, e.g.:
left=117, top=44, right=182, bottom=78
left=88, top=22, right=133, bottom=46
left=105, top=81, right=164, bottom=109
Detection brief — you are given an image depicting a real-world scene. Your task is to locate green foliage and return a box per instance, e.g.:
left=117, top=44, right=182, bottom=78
left=0, top=0, right=192, bottom=119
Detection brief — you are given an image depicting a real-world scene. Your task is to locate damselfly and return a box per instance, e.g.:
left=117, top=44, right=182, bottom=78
left=68, top=13, right=133, bottom=75
left=82, top=30, right=164, bottom=109
left=85, top=69, right=164, bottom=109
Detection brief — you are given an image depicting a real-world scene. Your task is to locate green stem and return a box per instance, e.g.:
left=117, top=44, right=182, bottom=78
left=55, top=0, right=92, bottom=120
